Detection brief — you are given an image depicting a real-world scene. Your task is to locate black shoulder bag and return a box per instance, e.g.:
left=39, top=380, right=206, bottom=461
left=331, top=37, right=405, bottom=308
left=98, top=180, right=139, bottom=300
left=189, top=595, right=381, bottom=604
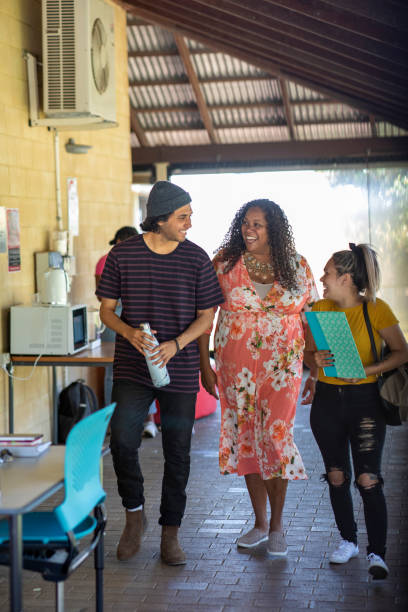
left=362, top=302, right=406, bottom=426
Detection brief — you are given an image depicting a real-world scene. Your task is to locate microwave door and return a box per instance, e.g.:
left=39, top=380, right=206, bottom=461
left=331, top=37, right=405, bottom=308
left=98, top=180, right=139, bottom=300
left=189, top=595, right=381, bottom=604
left=72, top=306, right=88, bottom=352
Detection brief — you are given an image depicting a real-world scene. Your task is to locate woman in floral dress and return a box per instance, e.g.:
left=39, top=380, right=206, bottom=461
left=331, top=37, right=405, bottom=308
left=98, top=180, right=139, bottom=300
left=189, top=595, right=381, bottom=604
left=199, top=199, right=319, bottom=556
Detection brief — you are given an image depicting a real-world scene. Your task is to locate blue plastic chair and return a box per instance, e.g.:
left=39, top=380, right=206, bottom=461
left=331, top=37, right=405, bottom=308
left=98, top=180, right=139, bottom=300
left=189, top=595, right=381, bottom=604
left=0, top=403, right=115, bottom=612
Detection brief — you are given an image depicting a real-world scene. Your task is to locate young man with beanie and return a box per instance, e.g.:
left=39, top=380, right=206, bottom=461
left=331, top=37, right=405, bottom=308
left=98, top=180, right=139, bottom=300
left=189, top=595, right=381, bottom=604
left=96, top=181, right=224, bottom=565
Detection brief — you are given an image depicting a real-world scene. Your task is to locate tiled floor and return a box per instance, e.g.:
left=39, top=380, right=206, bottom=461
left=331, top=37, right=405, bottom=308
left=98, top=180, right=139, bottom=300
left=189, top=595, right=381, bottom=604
left=1, top=377, right=407, bottom=611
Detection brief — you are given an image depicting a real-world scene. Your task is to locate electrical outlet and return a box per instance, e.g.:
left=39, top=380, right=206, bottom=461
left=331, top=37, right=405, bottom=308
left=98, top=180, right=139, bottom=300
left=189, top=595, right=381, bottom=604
left=0, top=353, right=10, bottom=367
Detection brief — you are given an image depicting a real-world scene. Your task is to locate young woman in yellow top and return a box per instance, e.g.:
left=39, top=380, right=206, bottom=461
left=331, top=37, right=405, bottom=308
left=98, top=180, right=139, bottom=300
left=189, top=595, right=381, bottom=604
left=304, top=243, right=408, bottom=580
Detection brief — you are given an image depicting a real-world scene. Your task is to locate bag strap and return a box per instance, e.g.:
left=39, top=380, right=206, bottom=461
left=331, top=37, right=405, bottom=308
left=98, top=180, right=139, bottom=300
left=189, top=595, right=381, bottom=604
left=78, top=381, right=88, bottom=420
left=85, top=384, right=99, bottom=413
left=363, top=302, right=379, bottom=364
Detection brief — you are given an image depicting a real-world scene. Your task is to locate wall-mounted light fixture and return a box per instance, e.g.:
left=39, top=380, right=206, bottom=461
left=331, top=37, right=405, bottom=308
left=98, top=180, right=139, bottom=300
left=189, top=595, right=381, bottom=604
left=65, top=138, right=92, bottom=154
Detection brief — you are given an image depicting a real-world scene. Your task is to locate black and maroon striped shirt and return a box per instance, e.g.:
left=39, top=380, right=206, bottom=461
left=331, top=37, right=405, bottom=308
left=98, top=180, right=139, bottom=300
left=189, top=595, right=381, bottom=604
left=96, top=234, right=224, bottom=393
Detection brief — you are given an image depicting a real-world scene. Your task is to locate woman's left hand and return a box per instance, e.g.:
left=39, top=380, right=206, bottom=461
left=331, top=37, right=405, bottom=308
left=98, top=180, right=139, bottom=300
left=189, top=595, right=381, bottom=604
left=313, top=350, right=335, bottom=368
left=301, top=377, right=316, bottom=404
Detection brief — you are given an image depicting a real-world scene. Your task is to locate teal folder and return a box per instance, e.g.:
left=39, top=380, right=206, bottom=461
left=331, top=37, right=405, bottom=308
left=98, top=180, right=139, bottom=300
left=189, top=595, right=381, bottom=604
left=305, top=311, right=366, bottom=379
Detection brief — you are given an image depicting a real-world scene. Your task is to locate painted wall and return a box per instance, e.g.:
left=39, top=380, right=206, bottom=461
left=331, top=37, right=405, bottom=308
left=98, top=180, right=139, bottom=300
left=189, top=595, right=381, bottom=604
left=0, top=0, right=133, bottom=436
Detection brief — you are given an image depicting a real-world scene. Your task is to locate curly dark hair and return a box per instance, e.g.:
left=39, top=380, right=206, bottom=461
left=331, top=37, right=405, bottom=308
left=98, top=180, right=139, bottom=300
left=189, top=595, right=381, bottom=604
left=216, top=199, right=299, bottom=290
left=140, top=212, right=171, bottom=233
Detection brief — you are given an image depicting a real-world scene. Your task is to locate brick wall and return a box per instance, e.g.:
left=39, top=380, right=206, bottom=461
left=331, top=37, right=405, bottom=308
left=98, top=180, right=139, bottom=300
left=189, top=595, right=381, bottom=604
left=0, top=0, right=133, bottom=435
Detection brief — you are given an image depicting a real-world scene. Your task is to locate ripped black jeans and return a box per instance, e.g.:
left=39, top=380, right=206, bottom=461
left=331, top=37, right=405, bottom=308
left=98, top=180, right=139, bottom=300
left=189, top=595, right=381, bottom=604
left=310, top=381, right=387, bottom=558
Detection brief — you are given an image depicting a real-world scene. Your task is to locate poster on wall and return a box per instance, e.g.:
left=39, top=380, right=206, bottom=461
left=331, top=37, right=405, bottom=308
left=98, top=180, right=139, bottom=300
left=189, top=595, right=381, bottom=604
left=0, top=207, right=7, bottom=253
left=7, top=208, right=21, bottom=272
left=67, top=177, right=79, bottom=236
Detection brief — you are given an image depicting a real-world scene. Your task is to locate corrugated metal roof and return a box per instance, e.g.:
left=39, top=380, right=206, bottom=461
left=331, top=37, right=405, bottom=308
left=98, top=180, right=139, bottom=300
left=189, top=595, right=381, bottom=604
left=124, top=5, right=408, bottom=169
left=139, top=110, right=201, bottom=131
left=127, top=24, right=174, bottom=52
left=377, top=123, right=408, bottom=138
left=130, top=133, right=140, bottom=148
left=212, top=106, right=285, bottom=128
left=128, top=55, right=185, bottom=84
left=296, top=122, right=372, bottom=141
left=129, top=84, right=195, bottom=110
left=288, top=83, right=326, bottom=102
left=217, top=126, right=290, bottom=144
left=192, top=53, right=268, bottom=80
left=146, top=129, right=211, bottom=147
left=293, top=103, right=364, bottom=125
left=202, top=79, right=281, bottom=106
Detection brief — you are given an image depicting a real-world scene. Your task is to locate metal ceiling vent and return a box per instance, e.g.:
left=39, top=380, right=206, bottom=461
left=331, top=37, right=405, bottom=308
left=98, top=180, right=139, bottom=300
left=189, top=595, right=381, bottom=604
left=42, top=0, right=116, bottom=122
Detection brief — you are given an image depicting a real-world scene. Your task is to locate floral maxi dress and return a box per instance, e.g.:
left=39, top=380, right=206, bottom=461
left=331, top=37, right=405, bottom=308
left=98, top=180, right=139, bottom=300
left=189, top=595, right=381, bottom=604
left=214, top=254, right=319, bottom=480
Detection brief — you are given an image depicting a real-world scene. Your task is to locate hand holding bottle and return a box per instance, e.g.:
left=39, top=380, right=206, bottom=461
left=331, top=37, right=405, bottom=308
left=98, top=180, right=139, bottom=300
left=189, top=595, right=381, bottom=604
left=124, top=325, right=157, bottom=355
left=140, top=323, right=170, bottom=388
left=149, top=339, right=179, bottom=367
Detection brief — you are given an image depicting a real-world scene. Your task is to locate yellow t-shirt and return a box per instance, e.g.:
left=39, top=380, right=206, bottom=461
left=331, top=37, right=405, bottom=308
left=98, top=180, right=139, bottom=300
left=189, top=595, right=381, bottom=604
left=312, top=298, right=398, bottom=385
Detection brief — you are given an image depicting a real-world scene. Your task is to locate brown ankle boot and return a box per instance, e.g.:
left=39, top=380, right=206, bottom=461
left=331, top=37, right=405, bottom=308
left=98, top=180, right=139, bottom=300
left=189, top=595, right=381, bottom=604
left=116, top=509, right=147, bottom=561
left=160, top=525, right=186, bottom=565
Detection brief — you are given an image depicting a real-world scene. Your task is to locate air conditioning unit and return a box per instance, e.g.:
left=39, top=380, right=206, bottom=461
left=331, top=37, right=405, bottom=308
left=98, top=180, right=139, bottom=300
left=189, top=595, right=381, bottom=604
left=42, top=0, right=116, bottom=124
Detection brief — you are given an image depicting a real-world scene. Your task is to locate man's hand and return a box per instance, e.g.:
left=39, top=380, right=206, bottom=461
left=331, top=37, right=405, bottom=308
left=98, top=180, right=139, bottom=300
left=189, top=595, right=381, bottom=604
left=148, top=340, right=179, bottom=368
left=124, top=327, right=158, bottom=356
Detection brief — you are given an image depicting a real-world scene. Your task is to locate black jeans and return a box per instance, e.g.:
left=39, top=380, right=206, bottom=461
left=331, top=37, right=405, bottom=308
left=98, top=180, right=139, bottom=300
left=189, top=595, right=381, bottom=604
left=110, top=380, right=196, bottom=526
left=310, top=381, right=387, bottom=558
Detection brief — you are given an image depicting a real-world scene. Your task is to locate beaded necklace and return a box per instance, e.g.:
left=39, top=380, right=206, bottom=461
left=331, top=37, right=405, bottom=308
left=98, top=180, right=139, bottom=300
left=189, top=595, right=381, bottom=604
left=244, top=252, right=274, bottom=282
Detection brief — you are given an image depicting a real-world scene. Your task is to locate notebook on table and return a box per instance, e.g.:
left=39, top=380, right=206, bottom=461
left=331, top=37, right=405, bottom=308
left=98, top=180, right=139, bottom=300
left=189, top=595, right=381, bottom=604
left=2, top=441, right=51, bottom=457
left=0, top=434, right=44, bottom=446
left=305, top=311, right=366, bottom=379
left=0, top=433, right=50, bottom=457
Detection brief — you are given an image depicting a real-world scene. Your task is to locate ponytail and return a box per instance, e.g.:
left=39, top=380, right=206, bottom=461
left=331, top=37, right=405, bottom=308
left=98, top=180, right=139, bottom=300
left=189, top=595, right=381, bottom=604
left=332, top=243, right=381, bottom=302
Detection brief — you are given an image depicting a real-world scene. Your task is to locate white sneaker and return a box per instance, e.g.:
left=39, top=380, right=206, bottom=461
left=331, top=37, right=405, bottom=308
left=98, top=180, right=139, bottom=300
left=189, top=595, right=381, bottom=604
left=367, top=553, right=389, bottom=579
left=237, top=528, right=268, bottom=549
left=329, top=540, right=359, bottom=564
left=143, top=421, right=159, bottom=438
left=266, top=531, right=288, bottom=557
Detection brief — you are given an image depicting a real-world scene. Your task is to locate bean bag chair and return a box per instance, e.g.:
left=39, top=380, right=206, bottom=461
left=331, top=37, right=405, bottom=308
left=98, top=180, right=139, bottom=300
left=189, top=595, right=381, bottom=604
left=154, top=375, right=217, bottom=424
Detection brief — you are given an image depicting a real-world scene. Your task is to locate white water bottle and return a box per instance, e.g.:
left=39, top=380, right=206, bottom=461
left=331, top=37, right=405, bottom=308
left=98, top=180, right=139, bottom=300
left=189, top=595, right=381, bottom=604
left=140, top=322, right=170, bottom=388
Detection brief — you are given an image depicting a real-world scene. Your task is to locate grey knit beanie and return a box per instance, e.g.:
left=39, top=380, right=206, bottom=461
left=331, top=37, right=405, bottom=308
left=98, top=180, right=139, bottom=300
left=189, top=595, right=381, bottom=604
left=146, top=181, right=191, bottom=218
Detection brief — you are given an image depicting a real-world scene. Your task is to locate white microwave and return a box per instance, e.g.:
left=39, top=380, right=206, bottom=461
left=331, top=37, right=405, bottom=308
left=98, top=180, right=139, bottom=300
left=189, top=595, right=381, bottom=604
left=10, top=304, right=88, bottom=355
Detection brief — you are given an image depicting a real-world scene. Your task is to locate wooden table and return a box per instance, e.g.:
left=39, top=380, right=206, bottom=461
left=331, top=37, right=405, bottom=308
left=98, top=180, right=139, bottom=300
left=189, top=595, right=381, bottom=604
left=8, top=342, right=114, bottom=443
left=0, top=446, right=65, bottom=612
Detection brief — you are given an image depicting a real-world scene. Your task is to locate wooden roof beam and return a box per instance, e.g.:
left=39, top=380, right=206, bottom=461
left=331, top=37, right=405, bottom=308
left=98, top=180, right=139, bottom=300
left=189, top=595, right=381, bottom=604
left=131, top=118, right=379, bottom=133
left=131, top=137, right=408, bottom=166
left=128, top=0, right=407, bottom=78
left=128, top=65, right=407, bottom=115
left=130, top=106, right=149, bottom=147
left=131, top=99, right=338, bottom=113
left=319, top=0, right=405, bottom=29
left=174, top=34, right=217, bottom=143
left=126, top=17, right=149, bottom=26
left=177, top=0, right=408, bottom=65
left=279, top=78, right=295, bottom=140
left=369, top=115, right=378, bottom=137
left=125, top=3, right=408, bottom=103
left=128, top=48, right=215, bottom=58
left=129, top=75, right=270, bottom=87
left=128, top=49, right=179, bottom=58
left=124, top=4, right=408, bottom=127
left=252, top=0, right=405, bottom=46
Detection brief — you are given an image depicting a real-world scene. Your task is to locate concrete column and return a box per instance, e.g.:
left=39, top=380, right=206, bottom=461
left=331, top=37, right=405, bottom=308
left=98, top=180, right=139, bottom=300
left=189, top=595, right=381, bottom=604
left=154, top=162, right=169, bottom=182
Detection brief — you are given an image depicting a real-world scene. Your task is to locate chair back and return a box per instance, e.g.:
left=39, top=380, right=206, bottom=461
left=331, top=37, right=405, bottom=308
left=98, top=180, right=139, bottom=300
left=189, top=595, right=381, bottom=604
left=55, top=403, right=115, bottom=534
